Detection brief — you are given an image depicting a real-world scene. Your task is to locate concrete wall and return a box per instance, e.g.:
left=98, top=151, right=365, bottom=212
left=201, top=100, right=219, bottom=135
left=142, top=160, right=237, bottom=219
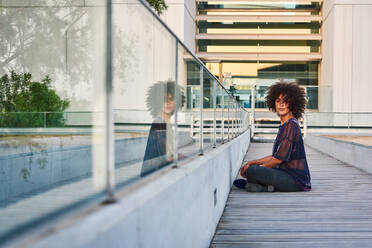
left=305, top=133, right=372, bottom=175
left=321, top=0, right=372, bottom=112
left=9, top=130, right=250, bottom=248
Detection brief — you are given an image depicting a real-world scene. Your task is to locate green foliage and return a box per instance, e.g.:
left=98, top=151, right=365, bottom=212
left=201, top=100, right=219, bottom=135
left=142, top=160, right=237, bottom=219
left=0, top=71, right=70, bottom=127
left=145, top=0, right=168, bottom=15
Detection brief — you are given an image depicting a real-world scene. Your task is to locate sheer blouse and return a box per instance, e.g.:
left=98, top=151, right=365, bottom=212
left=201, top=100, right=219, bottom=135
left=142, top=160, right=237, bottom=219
left=272, top=118, right=311, bottom=191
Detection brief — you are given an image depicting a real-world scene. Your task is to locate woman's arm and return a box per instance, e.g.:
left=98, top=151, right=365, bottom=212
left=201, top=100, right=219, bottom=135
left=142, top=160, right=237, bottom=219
left=261, top=157, right=283, bottom=168
left=247, top=155, right=273, bottom=166
left=240, top=155, right=283, bottom=177
left=240, top=155, right=272, bottom=177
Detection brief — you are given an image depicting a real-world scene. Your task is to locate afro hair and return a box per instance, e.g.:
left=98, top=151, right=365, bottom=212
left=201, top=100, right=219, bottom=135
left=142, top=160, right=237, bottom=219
left=265, top=82, right=307, bottom=119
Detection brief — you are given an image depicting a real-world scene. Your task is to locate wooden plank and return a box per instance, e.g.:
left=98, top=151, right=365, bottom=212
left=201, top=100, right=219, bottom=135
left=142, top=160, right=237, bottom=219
left=210, top=143, right=372, bottom=247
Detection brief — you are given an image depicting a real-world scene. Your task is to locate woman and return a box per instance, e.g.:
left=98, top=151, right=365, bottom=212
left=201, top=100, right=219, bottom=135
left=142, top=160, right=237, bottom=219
left=234, top=82, right=311, bottom=192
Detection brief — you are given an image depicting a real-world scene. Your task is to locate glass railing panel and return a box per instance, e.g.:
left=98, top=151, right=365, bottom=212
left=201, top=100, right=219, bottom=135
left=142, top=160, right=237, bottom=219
left=215, top=84, right=224, bottom=144
left=202, top=67, right=215, bottom=150
left=64, top=112, right=93, bottom=127
left=0, top=2, right=107, bottom=243
left=224, top=95, right=232, bottom=141
left=350, top=113, right=372, bottom=127
left=240, top=109, right=245, bottom=133
left=111, top=1, right=178, bottom=186
left=312, top=85, right=333, bottom=112
left=245, top=109, right=250, bottom=132
left=305, top=86, right=319, bottom=110
left=242, top=85, right=331, bottom=111
left=305, top=112, right=372, bottom=128
left=233, top=101, right=238, bottom=137
left=175, top=47, right=201, bottom=161
left=305, top=112, right=349, bottom=127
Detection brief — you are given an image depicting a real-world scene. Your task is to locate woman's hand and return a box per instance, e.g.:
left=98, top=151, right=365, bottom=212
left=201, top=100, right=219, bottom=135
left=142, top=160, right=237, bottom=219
left=240, top=161, right=253, bottom=178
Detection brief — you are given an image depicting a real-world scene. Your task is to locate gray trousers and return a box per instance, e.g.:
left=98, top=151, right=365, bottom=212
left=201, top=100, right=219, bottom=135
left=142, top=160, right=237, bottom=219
left=245, top=165, right=301, bottom=192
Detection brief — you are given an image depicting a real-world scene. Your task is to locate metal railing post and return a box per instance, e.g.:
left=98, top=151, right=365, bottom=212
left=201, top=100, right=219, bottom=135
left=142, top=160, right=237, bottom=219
left=104, top=0, right=115, bottom=202
left=190, top=87, right=194, bottom=138
left=241, top=110, right=243, bottom=134
left=234, top=102, right=237, bottom=137
left=44, top=112, right=46, bottom=128
left=237, top=108, right=239, bottom=135
left=227, top=97, right=230, bottom=141
left=303, top=112, right=307, bottom=139
left=237, top=104, right=239, bottom=135
left=241, top=110, right=243, bottom=133
left=232, top=102, right=235, bottom=138
left=199, top=67, right=203, bottom=155
left=233, top=99, right=236, bottom=138
left=213, top=80, right=216, bottom=148
left=243, top=111, right=246, bottom=131
left=173, top=40, right=179, bottom=165
left=235, top=103, right=237, bottom=136
left=221, top=89, right=224, bottom=144
left=240, top=110, right=243, bottom=132
left=251, top=86, right=255, bottom=138
left=303, top=86, right=308, bottom=138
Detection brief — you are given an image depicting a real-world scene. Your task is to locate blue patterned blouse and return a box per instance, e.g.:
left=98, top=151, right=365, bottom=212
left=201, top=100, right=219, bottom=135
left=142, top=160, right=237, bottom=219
left=272, top=118, right=311, bottom=191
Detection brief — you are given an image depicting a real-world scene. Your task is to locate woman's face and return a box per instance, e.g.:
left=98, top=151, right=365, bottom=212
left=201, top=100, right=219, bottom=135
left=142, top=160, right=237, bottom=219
left=275, top=94, right=291, bottom=117
left=162, top=93, right=175, bottom=115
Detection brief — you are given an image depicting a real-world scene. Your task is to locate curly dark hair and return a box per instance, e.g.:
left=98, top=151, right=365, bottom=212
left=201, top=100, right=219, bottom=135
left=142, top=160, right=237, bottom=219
left=265, top=82, right=307, bottom=119
left=146, top=80, right=185, bottom=118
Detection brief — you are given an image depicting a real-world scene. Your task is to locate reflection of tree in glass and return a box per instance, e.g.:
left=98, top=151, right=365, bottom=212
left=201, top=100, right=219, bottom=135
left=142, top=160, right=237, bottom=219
left=0, top=1, right=91, bottom=107
left=113, top=27, right=139, bottom=95
left=0, top=71, right=70, bottom=127
left=0, top=1, right=140, bottom=110
left=0, top=2, right=84, bottom=74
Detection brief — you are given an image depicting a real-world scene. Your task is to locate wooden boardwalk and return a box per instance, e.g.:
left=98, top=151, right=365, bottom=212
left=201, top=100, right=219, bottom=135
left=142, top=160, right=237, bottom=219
left=210, top=143, right=372, bottom=248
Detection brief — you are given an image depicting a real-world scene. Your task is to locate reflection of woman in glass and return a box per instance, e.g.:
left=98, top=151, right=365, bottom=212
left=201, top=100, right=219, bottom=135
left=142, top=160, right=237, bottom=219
left=234, top=82, right=311, bottom=192
left=141, top=81, right=183, bottom=177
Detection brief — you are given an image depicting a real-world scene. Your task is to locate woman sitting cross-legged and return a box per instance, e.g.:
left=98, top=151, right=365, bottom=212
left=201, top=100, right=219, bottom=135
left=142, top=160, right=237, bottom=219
left=234, top=82, right=311, bottom=192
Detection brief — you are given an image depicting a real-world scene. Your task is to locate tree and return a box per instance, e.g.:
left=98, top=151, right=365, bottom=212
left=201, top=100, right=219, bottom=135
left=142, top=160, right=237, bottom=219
left=146, top=0, right=168, bottom=15
left=0, top=71, right=70, bottom=127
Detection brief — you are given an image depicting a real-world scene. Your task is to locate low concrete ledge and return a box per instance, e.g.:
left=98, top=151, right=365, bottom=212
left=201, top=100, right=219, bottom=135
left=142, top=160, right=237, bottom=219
left=305, top=133, right=372, bottom=175
left=10, top=129, right=251, bottom=248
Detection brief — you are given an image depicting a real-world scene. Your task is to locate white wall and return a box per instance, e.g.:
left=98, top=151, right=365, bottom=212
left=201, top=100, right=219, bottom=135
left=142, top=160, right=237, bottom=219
left=322, top=0, right=372, bottom=112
